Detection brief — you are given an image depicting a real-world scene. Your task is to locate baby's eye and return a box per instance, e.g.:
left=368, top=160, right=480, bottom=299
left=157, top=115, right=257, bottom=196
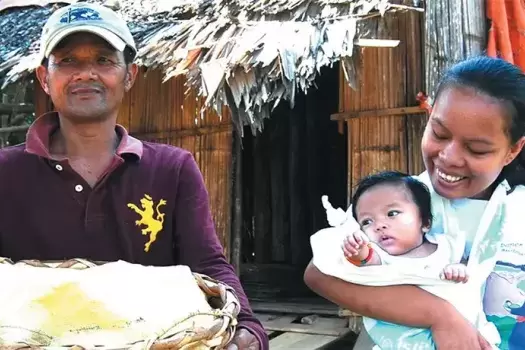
left=387, top=210, right=400, bottom=217
left=361, top=219, right=372, bottom=226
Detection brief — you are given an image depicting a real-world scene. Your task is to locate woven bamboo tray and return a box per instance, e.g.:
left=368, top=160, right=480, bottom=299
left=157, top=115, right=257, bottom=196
left=0, top=258, right=241, bottom=350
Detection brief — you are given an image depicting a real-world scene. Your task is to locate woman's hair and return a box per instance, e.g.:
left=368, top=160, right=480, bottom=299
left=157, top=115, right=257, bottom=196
left=351, top=171, right=433, bottom=229
left=434, top=56, right=525, bottom=188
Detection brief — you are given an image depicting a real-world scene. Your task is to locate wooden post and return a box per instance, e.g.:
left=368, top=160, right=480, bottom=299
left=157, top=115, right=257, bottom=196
left=424, top=0, right=486, bottom=97
left=224, top=85, right=243, bottom=275
left=230, top=128, right=243, bottom=275
left=0, top=94, right=7, bottom=148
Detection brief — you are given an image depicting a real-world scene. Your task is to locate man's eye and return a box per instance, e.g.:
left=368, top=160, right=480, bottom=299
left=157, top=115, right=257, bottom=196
left=387, top=210, right=400, bottom=217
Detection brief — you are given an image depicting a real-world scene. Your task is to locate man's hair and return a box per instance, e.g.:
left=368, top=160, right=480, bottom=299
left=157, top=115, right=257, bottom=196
left=351, top=170, right=433, bottom=228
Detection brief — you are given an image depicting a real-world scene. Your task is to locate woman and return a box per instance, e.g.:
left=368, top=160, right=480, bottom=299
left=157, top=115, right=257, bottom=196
left=304, top=56, right=525, bottom=350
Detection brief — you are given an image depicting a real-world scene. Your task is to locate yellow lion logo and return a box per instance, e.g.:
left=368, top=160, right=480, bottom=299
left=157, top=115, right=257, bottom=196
left=127, top=194, right=167, bottom=252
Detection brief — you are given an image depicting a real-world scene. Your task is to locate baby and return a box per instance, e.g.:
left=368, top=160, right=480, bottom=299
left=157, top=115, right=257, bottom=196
left=342, top=171, right=467, bottom=283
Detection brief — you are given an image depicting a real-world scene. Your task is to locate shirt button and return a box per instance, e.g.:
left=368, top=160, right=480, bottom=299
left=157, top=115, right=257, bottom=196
left=75, top=185, right=83, bottom=192
left=55, top=164, right=63, bottom=171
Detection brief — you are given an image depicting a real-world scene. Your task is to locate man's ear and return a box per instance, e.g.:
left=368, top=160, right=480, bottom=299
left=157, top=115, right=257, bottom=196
left=35, top=65, right=50, bottom=95
left=125, top=63, right=138, bottom=92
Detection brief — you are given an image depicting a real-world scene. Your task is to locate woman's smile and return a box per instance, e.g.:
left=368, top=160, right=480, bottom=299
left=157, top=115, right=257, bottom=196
left=436, top=168, right=466, bottom=183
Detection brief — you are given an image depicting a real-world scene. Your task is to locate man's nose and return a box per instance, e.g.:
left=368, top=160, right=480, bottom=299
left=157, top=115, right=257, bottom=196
left=72, top=63, right=99, bottom=81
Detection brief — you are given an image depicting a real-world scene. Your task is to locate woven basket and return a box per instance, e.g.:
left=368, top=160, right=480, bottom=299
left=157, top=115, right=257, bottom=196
left=0, top=258, right=241, bottom=350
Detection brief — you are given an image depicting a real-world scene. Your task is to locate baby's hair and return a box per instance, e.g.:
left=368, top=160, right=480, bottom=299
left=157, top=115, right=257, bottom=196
left=351, top=171, right=433, bottom=229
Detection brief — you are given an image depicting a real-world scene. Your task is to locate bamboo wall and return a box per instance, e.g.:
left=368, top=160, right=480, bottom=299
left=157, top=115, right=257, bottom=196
left=425, top=0, right=486, bottom=97
left=338, top=11, right=427, bottom=202
left=34, top=69, right=233, bottom=257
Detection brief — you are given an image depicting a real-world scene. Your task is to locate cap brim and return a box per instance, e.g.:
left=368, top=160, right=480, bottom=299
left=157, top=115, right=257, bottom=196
left=43, top=25, right=127, bottom=58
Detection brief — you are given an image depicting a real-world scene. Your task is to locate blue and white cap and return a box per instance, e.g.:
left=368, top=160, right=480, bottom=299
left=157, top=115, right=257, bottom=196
left=40, top=2, right=136, bottom=60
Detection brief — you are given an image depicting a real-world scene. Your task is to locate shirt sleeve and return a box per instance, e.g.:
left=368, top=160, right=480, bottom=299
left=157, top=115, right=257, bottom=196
left=173, top=152, right=269, bottom=350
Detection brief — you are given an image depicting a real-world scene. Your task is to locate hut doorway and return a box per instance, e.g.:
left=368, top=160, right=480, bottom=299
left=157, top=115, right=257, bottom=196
left=239, top=65, right=347, bottom=306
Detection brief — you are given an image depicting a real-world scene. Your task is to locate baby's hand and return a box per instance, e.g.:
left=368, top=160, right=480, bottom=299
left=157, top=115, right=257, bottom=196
left=342, top=230, right=370, bottom=260
left=441, top=263, right=469, bottom=283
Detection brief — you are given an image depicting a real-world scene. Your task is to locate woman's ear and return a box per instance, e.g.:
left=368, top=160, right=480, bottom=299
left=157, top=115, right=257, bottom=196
left=505, top=136, right=525, bottom=166
left=422, top=225, right=430, bottom=233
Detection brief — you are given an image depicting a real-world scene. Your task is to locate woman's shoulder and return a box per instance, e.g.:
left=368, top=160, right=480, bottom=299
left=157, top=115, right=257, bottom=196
left=501, top=184, right=525, bottom=223
left=506, top=184, right=525, bottom=201
left=501, top=184, right=525, bottom=226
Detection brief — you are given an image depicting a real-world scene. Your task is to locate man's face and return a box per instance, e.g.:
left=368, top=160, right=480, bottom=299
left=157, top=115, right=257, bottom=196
left=36, top=33, right=137, bottom=123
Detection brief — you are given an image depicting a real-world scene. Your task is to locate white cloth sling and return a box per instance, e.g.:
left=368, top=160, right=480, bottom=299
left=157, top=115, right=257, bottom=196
left=310, top=172, right=508, bottom=348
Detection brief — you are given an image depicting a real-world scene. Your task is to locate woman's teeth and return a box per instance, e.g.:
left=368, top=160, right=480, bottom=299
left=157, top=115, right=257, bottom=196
left=437, top=169, right=464, bottom=183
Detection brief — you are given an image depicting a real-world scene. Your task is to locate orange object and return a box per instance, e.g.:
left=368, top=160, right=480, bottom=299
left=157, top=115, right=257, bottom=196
left=487, top=0, right=525, bottom=71
left=416, top=92, right=433, bottom=114
left=346, top=243, right=374, bottom=266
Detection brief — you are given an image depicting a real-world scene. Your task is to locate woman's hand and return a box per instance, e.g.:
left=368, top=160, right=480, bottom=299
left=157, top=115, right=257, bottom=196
left=430, top=306, right=492, bottom=349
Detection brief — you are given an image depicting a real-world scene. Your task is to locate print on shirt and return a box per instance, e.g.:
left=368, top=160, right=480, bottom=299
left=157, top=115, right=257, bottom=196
left=127, top=195, right=166, bottom=252
left=485, top=248, right=525, bottom=350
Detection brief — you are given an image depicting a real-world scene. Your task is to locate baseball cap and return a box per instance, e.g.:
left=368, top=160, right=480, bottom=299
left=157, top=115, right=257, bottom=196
left=39, top=2, right=137, bottom=60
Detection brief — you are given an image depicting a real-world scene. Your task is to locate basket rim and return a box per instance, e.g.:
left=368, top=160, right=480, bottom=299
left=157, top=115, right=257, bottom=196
left=0, top=258, right=241, bottom=349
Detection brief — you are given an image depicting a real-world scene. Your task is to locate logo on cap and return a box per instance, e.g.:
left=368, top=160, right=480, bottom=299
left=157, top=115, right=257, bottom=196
left=59, top=7, right=102, bottom=24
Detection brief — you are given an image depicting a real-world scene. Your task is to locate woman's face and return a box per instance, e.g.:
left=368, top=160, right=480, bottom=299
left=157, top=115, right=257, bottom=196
left=421, top=87, right=524, bottom=199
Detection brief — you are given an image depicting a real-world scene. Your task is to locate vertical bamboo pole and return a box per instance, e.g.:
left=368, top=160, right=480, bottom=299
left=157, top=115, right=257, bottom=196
left=424, top=0, right=487, bottom=97
left=225, top=86, right=243, bottom=276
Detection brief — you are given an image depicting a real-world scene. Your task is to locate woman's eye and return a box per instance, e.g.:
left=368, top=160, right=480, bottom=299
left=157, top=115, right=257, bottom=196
left=468, top=148, right=491, bottom=156
left=432, top=129, right=446, bottom=140
left=387, top=210, right=400, bottom=217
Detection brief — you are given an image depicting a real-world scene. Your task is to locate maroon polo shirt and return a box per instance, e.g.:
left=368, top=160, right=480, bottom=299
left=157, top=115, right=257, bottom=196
left=0, top=112, right=268, bottom=349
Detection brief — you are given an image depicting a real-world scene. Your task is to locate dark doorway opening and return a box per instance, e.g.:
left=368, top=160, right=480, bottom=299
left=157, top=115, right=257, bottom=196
left=239, top=65, right=348, bottom=305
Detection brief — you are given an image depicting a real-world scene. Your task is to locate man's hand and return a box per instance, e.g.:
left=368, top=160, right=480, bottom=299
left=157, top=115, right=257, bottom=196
left=226, top=328, right=260, bottom=350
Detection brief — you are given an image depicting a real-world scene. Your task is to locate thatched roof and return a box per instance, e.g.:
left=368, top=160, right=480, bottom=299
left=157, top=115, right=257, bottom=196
left=0, top=0, right=423, bottom=134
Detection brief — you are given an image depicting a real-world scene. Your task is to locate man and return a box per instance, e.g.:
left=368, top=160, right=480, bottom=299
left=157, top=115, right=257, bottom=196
left=0, top=3, right=267, bottom=349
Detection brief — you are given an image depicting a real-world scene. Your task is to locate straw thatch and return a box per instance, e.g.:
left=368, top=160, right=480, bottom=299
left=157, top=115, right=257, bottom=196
left=0, top=0, right=423, bottom=133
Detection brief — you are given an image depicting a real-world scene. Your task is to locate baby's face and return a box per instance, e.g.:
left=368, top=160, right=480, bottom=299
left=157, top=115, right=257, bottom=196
left=355, top=184, right=425, bottom=256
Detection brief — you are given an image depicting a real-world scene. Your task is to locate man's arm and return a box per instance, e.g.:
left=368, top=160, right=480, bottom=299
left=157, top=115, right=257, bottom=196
left=173, top=152, right=269, bottom=350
